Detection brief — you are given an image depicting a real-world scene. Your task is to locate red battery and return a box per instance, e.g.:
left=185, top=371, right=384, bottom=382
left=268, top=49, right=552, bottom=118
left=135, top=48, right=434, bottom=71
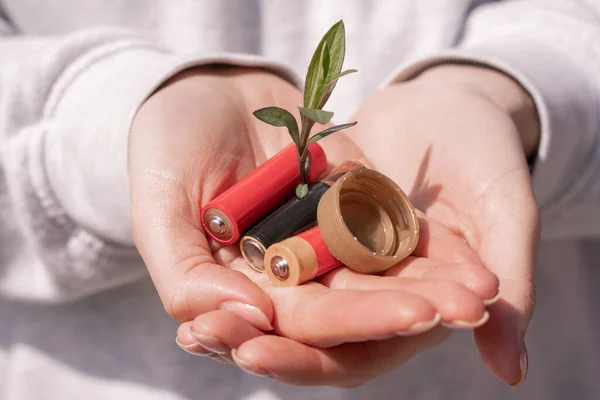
left=201, top=143, right=327, bottom=245
left=299, top=226, right=341, bottom=277
left=264, top=225, right=342, bottom=287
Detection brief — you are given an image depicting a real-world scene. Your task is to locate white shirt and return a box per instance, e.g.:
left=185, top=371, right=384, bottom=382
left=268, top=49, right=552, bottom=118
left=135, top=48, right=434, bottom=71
left=0, top=1, right=599, bottom=399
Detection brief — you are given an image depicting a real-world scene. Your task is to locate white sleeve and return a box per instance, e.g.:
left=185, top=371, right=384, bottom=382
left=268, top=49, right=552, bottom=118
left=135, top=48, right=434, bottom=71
left=383, top=0, right=600, bottom=241
left=0, top=26, right=298, bottom=302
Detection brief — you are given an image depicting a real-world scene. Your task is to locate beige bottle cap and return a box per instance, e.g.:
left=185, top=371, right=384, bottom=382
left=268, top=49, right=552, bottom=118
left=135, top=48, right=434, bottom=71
left=317, top=168, right=419, bottom=274
left=264, top=237, right=318, bottom=287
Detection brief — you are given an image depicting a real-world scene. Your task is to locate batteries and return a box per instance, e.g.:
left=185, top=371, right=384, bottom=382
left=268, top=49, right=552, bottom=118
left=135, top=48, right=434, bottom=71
left=201, top=142, right=419, bottom=287
left=201, top=143, right=327, bottom=245
left=239, top=184, right=328, bottom=272
left=264, top=226, right=342, bottom=287
left=240, top=160, right=364, bottom=272
left=261, top=166, right=420, bottom=286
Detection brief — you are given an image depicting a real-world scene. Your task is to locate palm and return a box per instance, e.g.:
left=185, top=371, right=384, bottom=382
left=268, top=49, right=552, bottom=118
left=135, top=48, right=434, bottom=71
left=349, top=82, right=539, bottom=385
left=130, top=68, right=499, bottom=387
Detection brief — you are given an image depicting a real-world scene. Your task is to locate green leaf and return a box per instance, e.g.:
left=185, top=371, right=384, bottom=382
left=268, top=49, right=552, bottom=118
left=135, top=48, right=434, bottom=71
left=317, top=21, right=347, bottom=108
left=304, top=20, right=346, bottom=109
left=314, top=81, right=337, bottom=109
left=337, top=69, right=358, bottom=78
left=322, top=20, right=346, bottom=83
left=303, top=40, right=329, bottom=110
left=307, top=122, right=357, bottom=145
left=253, top=107, right=300, bottom=145
left=322, top=43, right=331, bottom=80
left=296, top=183, right=309, bottom=198
left=298, top=107, right=334, bottom=124
left=314, top=69, right=358, bottom=109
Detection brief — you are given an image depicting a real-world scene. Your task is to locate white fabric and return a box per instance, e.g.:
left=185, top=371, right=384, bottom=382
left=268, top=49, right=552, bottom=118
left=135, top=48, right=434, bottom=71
left=0, top=0, right=599, bottom=399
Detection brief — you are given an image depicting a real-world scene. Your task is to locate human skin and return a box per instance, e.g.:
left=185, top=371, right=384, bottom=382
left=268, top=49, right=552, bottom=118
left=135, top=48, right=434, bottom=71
left=129, top=66, right=500, bottom=387
left=347, top=64, right=540, bottom=387
left=171, top=65, right=540, bottom=387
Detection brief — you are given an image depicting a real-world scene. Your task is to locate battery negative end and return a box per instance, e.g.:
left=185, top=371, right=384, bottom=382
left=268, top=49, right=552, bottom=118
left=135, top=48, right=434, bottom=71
left=240, top=237, right=267, bottom=272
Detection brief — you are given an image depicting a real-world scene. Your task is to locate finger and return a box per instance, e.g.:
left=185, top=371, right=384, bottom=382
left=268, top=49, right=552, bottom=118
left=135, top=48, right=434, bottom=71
left=264, top=283, right=439, bottom=347
left=177, top=322, right=235, bottom=364
left=321, top=268, right=488, bottom=328
left=188, top=310, right=265, bottom=354
left=129, top=89, right=274, bottom=329
left=130, top=175, right=273, bottom=329
left=414, top=215, right=485, bottom=266
left=232, top=327, right=450, bottom=387
left=404, top=216, right=500, bottom=302
left=176, top=322, right=214, bottom=357
left=471, top=168, right=538, bottom=387
left=384, top=257, right=500, bottom=304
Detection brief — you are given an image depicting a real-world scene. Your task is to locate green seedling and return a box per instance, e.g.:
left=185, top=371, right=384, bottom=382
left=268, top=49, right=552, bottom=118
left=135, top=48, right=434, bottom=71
left=253, top=20, right=358, bottom=198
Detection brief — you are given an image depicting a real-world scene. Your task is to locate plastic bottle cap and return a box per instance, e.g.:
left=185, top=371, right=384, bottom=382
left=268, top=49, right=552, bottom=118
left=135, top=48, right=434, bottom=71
left=317, top=168, right=419, bottom=274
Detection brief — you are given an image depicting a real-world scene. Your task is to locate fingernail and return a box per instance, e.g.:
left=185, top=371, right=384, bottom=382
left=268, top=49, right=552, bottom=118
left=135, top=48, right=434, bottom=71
left=190, top=332, right=230, bottom=354
left=210, top=354, right=235, bottom=365
left=483, top=291, right=501, bottom=306
left=220, top=353, right=235, bottom=364
left=219, top=301, right=273, bottom=331
left=441, top=311, right=490, bottom=329
left=175, top=337, right=214, bottom=357
left=511, top=339, right=529, bottom=388
left=231, top=349, right=270, bottom=377
left=397, top=313, right=441, bottom=336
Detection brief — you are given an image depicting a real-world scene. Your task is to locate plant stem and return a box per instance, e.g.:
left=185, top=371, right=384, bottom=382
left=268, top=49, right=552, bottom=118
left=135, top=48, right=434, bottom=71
left=297, top=113, right=315, bottom=186
left=298, top=149, right=309, bottom=184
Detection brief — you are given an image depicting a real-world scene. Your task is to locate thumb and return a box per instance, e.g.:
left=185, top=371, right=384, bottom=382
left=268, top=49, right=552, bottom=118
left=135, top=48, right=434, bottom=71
left=130, top=169, right=274, bottom=331
left=472, top=170, right=539, bottom=387
left=127, top=71, right=274, bottom=332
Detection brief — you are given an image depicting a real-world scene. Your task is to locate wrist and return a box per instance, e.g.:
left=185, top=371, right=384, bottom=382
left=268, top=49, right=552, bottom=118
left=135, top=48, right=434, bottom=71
left=410, top=65, right=540, bottom=160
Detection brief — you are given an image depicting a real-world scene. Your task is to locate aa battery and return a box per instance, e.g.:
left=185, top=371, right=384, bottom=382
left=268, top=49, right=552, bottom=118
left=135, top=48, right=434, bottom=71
left=264, top=226, right=342, bottom=287
left=201, top=143, right=327, bottom=245
left=240, top=160, right=364, bottom=271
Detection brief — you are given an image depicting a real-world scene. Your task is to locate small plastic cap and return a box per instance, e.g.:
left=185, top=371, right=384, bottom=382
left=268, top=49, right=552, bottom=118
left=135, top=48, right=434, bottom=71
left=317, top=168, right=419, bottom=274
left=264, top=237, right=318, bottom=287
left=240, top=237, right=267, bottom=272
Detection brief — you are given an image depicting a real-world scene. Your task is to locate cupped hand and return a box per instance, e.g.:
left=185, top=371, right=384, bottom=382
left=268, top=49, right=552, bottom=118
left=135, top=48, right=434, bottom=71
left=347, top=65, right=541, bottom=386
left=129, top=66, right=497, bottom=387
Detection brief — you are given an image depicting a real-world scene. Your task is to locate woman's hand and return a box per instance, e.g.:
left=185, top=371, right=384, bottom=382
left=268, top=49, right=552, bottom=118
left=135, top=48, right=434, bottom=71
left=347, top=65, right=541, bottom=386
left=129, top=66, right=498, bottom=387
